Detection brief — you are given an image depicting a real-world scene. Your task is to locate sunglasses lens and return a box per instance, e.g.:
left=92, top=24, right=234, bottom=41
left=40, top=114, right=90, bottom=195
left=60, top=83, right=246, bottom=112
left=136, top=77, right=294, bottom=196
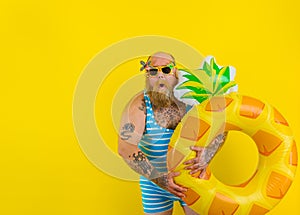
left=162, top=67, right=171, bottom=74
left=149, top=69, right=158, bottom=76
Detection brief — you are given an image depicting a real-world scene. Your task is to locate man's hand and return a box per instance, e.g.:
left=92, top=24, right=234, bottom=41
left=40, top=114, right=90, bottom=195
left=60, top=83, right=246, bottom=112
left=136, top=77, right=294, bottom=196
left=183, top=133, right=228, bottom=178
left=152, top=172, right=187, bottom=198
left=183, top=146, right=208, bottom=178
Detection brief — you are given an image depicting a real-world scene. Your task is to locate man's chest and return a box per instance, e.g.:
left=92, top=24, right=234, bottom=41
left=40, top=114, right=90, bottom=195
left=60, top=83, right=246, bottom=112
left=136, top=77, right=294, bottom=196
left=152, top=106, right=184, bottom=130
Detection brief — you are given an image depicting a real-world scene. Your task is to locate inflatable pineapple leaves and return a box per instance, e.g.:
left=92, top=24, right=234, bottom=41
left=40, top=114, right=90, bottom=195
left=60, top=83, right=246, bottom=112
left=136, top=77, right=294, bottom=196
left=174, top=56, right=238, bottom=106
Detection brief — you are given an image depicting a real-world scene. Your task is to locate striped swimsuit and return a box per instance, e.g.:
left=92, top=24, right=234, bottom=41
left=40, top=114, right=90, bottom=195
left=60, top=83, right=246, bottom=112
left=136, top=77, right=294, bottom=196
left=138, top=92, right=187, bottom=214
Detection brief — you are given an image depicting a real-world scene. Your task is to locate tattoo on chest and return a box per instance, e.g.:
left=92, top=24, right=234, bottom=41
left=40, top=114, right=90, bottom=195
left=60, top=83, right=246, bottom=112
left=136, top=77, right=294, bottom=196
left=120, top=123, right=135, bottom=140
left=153, top=104, right=183, bottom=129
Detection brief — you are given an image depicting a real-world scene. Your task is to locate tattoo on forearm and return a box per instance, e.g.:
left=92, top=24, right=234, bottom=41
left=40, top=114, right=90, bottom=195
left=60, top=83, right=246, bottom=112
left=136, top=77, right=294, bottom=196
left=203, top=132, right=228, bottom=164
left=138, top=98, right=146, bottom=115
left=151, top=174, right=169, bottom=189
left=130, top=151, right=152, bottom=175
left=124, top=150, right=169, bottom=189
left=125, top=150, right=160, bottom=179
left=120, top=123, right=135, bottom=140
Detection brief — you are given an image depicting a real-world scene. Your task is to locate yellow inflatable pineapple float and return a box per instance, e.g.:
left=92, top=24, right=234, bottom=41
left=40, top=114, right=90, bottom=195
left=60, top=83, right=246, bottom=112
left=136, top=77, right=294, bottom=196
left=168, top=57, right=297, bottom=215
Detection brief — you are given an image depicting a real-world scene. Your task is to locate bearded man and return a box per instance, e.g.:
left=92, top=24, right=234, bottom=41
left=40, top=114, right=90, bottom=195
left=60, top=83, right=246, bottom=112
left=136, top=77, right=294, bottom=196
left=118, top=52, right=208, bottom=215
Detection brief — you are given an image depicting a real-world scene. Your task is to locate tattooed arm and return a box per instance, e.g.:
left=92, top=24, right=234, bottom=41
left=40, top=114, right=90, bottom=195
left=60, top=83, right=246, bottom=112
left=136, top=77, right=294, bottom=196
left=184, top=132, right=228, bottom=177
left=118, top=92, right=146, bottom=158
left=118, top=92, right=186, bottom=197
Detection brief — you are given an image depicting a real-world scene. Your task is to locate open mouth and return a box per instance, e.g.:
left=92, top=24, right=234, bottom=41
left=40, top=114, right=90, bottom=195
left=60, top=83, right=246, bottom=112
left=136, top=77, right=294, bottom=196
left=159, top=84, right=165, bottom=88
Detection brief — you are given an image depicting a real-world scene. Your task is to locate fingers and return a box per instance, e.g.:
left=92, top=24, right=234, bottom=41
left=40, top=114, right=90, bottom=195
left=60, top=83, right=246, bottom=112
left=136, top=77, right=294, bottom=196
left=168, top=172, right=187, bottom=192
left=167, top=172, right=188, bottom=198
left=168, top=171, right=181, bottom=178
left=189, top=166, right=203, bottom=175
left=185, top=164, right=206, bottom=174
left=184, top=159, right=207, bottom=168
left=183, top=158, right=198, bottom=165
left=183, top=146, right=204, bottom=165
left=182, top=146, right=207, bottom=176
left=184, top=157, right=206, bottom=166
left=184, top=162, right=198, bottom=170
left=167, top=183, right=187, bottom=198
left=190, top=146, right=204, bottom=152
left=199, top=169, right=207, bottom=178
left=186, top=164, right=197, bottom=174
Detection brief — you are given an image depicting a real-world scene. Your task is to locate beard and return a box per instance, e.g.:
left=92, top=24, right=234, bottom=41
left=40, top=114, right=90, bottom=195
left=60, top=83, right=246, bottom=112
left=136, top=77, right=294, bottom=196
left=146, top=80, right=175, bottom=108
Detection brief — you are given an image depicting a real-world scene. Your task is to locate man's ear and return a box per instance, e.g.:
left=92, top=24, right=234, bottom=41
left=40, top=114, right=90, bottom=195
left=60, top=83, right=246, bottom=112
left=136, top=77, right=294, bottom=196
left=174, top=68, right=178, bottom=79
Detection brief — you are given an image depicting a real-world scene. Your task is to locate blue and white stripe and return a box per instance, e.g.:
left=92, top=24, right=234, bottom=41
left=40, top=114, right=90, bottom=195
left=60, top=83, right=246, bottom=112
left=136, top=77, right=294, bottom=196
left=138, top=91, right=186, bottom=214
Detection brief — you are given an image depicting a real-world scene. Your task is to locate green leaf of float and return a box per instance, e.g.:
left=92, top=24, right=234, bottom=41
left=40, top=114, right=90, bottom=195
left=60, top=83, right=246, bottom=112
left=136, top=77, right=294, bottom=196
left=176, top=57, right=237, bottom=104
left=181, top=91, right=210, bottom=103
left=212, top=58, right=221, bottom=74
left=218, top=67, right=230, bottom=83
left=213, top=66, right=230, bottom=93
left=194, top=69, right=214, bottom=93
left=214, top=81, right=237, bottom=95
left=214, top=79, right=228, bottom=94
left=214, top=62, right=227, bottom=92
left=176, top=80, right=205, bottom=89
left=214, top=66, right=234, bottom=93
left=179, top=69, right=203, bottom=83
left=176, top=80, right=212, bottom=94
left=176, top=78, right=213, bottom=96
left=210, top=58, right=216, bottom=75
left=183, top=74, right=202, bottom=83
left=202, top=61, right=212, bottom=76
left=181, top=91, right=211, bottom=97
left=178, top=86, right=212, bottom=95
left=210, top=58, right=219, bottom=91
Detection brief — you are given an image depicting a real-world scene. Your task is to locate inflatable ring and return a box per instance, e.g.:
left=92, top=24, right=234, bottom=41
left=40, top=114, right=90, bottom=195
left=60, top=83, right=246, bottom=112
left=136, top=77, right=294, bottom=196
left=167, top=93, right=297, bottom=215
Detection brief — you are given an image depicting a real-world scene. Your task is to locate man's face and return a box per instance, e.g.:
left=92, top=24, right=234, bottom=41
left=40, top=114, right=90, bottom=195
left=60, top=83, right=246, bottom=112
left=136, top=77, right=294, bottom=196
left=145, top=55, right=178, bottom=97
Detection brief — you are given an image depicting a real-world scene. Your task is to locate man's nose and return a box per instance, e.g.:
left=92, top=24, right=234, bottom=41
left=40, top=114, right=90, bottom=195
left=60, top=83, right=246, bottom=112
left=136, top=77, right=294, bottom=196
left=157, top=71, right=165, bottom=79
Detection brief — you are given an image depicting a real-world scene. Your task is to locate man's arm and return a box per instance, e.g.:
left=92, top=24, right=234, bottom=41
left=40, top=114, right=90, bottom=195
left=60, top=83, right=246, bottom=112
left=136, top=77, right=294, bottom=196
left=118, top=93, right=157, bottom=178
left=118, top=92, right=186, bottom=197
left=184, top=132, right=228, bottom=176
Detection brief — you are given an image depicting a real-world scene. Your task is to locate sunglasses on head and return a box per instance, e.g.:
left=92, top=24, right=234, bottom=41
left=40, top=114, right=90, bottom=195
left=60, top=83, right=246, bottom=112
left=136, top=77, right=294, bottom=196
left=146, top=63, right=175, bottom=77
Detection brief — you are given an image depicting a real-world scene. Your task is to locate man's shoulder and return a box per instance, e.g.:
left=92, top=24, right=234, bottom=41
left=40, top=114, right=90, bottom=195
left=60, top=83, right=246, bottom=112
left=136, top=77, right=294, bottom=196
left=127, top=91, right=145, bottom=110
left=133, top=91, right=144, bottom=100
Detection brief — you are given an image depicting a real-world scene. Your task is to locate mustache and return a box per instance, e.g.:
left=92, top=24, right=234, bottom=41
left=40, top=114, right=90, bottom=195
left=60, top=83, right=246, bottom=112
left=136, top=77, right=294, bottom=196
left=153, top=80, right=170, bottom=89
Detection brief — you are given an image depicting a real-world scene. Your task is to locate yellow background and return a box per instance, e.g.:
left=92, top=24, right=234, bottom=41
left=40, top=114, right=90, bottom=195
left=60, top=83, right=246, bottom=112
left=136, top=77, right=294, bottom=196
left=0, top=0, right=299, bottom=214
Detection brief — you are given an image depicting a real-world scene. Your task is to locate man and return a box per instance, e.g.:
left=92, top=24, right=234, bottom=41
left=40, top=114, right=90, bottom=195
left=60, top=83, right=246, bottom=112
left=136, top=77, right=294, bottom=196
left=118, top=52, right=225, bottom=215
